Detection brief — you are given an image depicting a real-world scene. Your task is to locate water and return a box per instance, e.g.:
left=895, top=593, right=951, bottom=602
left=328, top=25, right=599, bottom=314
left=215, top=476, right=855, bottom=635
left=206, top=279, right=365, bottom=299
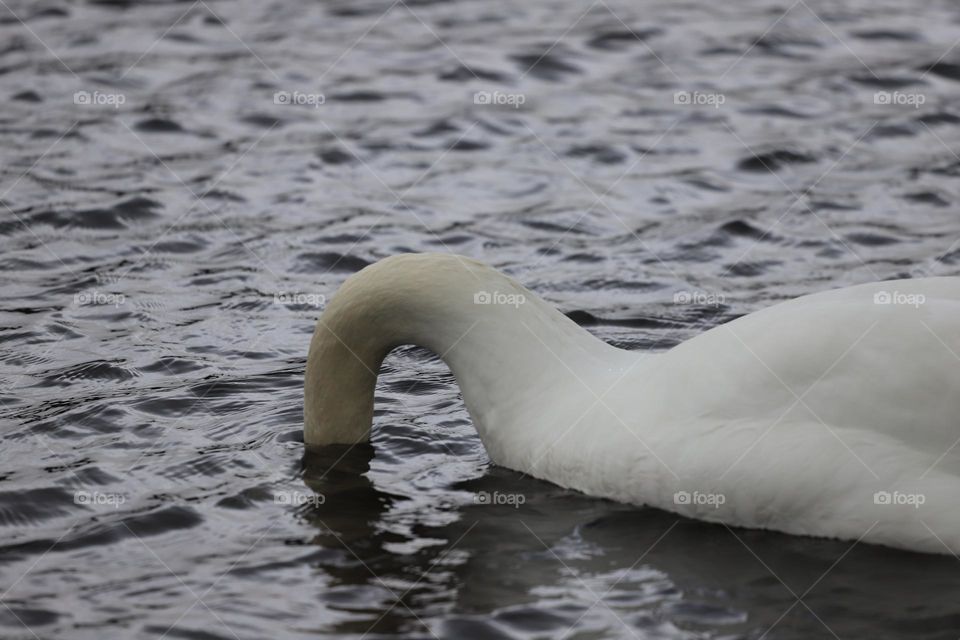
left=2, top=0, right=960, bottom=638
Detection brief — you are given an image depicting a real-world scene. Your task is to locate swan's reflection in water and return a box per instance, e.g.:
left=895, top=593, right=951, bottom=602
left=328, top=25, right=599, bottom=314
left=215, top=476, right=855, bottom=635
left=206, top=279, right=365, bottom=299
left=301, top=445, right=960, bottom=639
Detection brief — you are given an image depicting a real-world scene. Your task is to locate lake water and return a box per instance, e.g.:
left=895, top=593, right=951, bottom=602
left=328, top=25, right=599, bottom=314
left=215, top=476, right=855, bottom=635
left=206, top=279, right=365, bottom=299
left=2, top=0, right=960, bottom=638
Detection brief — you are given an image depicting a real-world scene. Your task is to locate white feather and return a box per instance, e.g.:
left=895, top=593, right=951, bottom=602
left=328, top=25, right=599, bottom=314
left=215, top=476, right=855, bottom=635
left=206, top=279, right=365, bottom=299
left=305, top=254, right=960, bottom=555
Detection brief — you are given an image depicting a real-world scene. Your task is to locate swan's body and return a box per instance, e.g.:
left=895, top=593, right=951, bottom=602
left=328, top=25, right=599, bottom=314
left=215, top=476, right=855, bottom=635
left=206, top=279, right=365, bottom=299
left=305, top=253, right=960, bottom=555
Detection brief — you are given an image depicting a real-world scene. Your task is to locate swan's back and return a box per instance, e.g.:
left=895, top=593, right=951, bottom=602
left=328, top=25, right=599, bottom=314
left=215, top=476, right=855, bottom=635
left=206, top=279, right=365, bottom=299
left=578, top=277, right=960, bottom=555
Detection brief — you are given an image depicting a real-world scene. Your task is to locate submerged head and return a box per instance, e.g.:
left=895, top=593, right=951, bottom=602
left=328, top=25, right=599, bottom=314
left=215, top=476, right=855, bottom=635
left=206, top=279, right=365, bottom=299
left=303, top=252, right=605, bottom=448
left=303, top=253, right=490, bottom=445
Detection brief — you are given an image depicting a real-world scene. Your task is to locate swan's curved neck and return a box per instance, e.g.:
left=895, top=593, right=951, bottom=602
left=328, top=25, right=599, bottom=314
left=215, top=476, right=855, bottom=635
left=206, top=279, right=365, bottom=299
left=304, top=253, right=624, bottom=448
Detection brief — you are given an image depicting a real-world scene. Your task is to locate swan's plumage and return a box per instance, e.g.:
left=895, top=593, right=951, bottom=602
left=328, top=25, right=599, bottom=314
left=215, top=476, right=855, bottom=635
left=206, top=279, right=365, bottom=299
left=305, top=254, right=960, bottom=554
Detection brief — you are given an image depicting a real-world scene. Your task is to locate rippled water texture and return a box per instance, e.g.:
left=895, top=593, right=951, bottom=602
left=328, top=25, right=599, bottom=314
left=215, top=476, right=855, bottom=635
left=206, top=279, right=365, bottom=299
left=3, top=0, right=960, bottom=638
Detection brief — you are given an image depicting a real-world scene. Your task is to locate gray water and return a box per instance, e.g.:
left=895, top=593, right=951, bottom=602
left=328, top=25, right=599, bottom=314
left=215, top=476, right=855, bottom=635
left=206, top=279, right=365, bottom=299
left=2, top=0, right=960, bottom=638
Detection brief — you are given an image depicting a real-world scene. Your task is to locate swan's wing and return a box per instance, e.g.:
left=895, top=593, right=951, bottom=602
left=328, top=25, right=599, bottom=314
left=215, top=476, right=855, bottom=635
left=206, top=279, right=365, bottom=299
left=657, top=277, right=960, bottom=458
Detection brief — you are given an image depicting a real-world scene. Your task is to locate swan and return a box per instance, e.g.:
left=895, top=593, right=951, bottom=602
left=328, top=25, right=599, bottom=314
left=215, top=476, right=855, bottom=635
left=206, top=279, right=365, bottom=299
left=304, top=253, right=960, bottom=555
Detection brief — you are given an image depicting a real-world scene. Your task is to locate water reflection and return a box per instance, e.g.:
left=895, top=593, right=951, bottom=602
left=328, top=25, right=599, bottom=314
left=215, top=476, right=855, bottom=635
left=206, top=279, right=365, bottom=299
left=302, top=445, right=960, bottom=638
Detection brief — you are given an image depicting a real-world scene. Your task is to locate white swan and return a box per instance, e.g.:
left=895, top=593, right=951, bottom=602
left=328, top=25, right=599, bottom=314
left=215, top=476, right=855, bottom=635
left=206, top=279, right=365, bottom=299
left=304, top=253, right=960, bottom=555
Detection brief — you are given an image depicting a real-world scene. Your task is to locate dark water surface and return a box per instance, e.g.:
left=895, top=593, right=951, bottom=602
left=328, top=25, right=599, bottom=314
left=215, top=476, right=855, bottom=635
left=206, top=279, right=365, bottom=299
left=3, top=0, right=960, bottom=638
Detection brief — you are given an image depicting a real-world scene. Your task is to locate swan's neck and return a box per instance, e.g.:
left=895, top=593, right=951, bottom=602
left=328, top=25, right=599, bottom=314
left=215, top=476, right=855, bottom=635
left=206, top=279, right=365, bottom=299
left=304, top=253, right=626, bottom=452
